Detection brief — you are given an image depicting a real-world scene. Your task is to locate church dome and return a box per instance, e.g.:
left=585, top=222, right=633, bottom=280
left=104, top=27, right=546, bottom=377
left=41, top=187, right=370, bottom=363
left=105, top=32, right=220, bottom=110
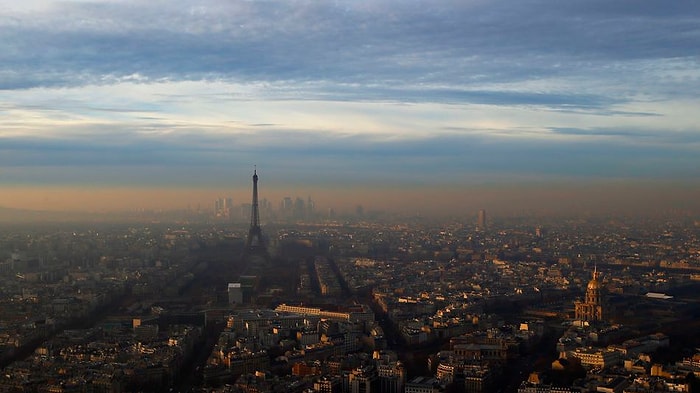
left=587, top=277, right=601, bottom=290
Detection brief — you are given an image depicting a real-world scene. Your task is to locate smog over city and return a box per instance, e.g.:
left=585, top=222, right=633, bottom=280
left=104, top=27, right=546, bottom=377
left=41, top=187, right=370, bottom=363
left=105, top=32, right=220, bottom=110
left=1, top=1, right=700, bottom=393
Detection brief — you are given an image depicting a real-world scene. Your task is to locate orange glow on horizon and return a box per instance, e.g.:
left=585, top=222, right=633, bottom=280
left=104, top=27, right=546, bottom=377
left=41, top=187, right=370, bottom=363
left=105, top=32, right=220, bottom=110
left=1, top=182, right=699, bottom=218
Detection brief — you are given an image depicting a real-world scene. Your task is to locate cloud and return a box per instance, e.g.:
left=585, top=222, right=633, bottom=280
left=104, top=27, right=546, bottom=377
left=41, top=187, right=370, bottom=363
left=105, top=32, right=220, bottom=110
left=2, top=124, right=698, bottom=190
left=0, top=0, right=699, bottom=195
left=549, top=127, right=700, bottom=144
left=2, top=0, right=698, bottom=91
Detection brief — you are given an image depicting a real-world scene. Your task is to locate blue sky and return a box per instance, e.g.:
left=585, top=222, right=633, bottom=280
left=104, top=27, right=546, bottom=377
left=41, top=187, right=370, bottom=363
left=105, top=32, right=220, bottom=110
left=1, top=0, right=699, bottom=212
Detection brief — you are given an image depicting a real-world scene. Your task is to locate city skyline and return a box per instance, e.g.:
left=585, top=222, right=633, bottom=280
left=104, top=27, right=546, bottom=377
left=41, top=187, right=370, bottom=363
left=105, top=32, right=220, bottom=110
left=1, top=180, right=699, bottom=219
left=1, top=1, right=699, bottom=214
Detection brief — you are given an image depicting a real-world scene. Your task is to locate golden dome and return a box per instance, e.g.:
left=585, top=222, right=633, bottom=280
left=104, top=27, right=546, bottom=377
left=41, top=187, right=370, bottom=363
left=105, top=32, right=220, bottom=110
left=587, top=277, right=601, bottom=290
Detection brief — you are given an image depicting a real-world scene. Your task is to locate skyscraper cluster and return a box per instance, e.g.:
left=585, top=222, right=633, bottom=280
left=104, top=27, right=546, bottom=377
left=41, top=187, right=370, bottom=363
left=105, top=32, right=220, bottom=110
left=279, top=196, right=315, bottom=221
left=212, top=195, right=314, bottom=222
left=215, top=197, right=234, bottom=218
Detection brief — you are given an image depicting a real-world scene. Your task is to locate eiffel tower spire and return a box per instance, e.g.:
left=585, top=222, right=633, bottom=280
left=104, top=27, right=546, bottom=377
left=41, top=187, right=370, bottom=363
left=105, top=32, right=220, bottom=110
left=250, top=168, right=260, bottom=230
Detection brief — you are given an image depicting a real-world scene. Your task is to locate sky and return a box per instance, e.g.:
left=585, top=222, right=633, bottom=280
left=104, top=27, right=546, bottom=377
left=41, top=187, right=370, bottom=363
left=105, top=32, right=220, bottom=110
left=1, top=0, right=699, bottom=215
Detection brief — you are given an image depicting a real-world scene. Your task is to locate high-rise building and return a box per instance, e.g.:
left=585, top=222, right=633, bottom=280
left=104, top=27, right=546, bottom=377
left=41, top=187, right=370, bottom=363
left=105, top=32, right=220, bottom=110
left=477, top=209, right=487, bottom=231
left=307, top=196, right=315, bottom=218
left=282, top=197, right=293, bottom=216
left=215, top=197, right=233, bottom=218
left=293, top=197, right=306, bottom=220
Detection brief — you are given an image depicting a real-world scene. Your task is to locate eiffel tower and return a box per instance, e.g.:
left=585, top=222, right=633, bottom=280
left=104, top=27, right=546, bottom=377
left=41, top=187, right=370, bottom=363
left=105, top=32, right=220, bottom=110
left=242, top=168, right=269, bottom=263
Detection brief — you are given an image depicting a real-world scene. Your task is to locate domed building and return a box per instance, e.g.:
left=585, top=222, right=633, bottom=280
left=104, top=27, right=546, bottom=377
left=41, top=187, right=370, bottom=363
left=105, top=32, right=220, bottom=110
left=574, top=267, right=605, bottom=324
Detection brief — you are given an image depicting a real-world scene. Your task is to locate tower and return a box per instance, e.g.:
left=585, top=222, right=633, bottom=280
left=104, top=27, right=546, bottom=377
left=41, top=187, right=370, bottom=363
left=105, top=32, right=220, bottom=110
left=574, top=266, right=604, bottom=324
left=477, top=209, right=487, bottom=231
left=243, top=168, right=269, bottom=261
